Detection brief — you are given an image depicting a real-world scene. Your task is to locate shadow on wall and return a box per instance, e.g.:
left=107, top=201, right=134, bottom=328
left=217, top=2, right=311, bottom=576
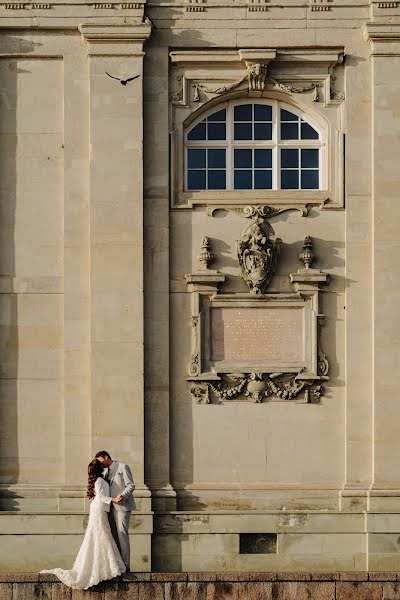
left=0, top=36, right=39, bottom=510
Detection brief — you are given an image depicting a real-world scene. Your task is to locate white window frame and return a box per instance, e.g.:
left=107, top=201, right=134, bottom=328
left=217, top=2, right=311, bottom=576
left=184, top=98, right=327, bottom=193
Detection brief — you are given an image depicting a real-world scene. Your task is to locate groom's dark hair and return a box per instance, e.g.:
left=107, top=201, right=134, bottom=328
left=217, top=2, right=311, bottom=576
left=95, top=450, right=112, bottom=460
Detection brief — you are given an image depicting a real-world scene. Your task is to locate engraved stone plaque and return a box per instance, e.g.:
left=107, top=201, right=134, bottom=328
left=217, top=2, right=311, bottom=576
left=211, top=307, right=304, bottom=365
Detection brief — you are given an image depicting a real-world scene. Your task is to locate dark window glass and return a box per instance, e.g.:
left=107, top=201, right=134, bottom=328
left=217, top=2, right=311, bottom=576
left=280, top=109, right=298, bottom=122
left=301, top=122, right=319, bottom=140
left=208, top=149, right=226, bottom=168
left=254, top=123, right=272, bottom=140
left=207, top=122, right=226, bottom=140
left=254, top=149, right=272, bottom=168
left=234, top=123, right=252, bottom=140
left=281, top=170, right=299, bottom=189
left=208, top=109, right=226, bottom=122
left=234, top=149, right=252, bottom=168
left=234, top=104, right=252, bottom=121
left=281, top=122, right=299, bottom=140
left=301, top=149, right=319, bottom=168
left=254, top=104, right=272, bottom=121
left=281, top=149, right=299, bottom=168
left=187, top=122, right=206, bottom=140
left=208, top=170, right=226, bottom=190
left=234, top=170, right=252, bottom=189
left=188, top=170, right=206, bottom=190
left=255, top=170, right=272, bottom=189
left=301, top=170, right=319, bottom=189
left=187, top=149, right=206, bottom=169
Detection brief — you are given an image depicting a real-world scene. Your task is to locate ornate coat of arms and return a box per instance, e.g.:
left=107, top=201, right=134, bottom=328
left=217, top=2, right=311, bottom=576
left=237, top=218, right=282, bottom=294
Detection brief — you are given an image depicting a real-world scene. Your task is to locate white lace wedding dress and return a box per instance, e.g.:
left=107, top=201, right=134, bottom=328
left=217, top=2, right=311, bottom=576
left=40, top=477, right=126, bottom=589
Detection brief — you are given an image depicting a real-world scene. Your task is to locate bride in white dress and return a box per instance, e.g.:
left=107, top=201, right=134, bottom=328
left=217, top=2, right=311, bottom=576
left=41, top=459, right=126, bottom=589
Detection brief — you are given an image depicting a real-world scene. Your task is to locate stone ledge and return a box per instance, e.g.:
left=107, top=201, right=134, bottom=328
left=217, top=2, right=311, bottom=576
left=2, top=572, right=400, bottom=583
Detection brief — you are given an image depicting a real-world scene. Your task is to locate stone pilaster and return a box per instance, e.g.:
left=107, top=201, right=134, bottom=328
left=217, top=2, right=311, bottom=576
left=80, top=22, right=152, bottom=507
left=363, top=23, right=400, bottom=507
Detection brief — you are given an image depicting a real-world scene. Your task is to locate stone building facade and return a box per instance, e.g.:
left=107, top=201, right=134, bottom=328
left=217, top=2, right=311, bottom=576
left=0, top=0, right=399, bottom=573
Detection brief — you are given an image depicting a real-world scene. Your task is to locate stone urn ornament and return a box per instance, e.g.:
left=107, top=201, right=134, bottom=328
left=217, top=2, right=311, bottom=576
left=237, top=218, right=282, bottom=295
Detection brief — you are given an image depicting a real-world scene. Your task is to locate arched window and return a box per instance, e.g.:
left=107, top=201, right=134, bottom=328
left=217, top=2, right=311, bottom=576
left=185, top=100, right=325, bottom=191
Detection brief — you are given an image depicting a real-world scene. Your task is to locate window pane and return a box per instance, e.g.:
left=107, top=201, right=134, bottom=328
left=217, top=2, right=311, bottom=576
left=187, top=122, right=206, bottom=140
left=234, top=149, right=252, bottom=168
left=188, top=170, right=206, bottom=190
left=280, top=109, right=298, bottom=122
left=254, top=104, right=272, bottom=121
left=234, top=123, right=252, bottom=140
left=254, top=149, right=272, bottom=168
left=281, top=149, right=299, bottom=168
left=281, top=122, right=299, bottom=140
left=187, top=149, right=206, bottom=169
left=208, top=149, right=226, bottom=168
left=301, top=170, right=319, bottom=189
left=281, top=170, right=299, bottom=189
left=255, top=170, right=272, bottom=189
left=301, top=149, right=319, bottom=168
left=208, top=109, right=226, bottom=122
left=208, top=170, right=226, bottom=190
left=234, top=170, right=252, bottom=189
left=301, top=122, right=319, bottom=140
left=254, top=123, right=272, bottom=140
left=234, top=104, right=252, bottom=121
left=208, top=122, right=226, bottom=140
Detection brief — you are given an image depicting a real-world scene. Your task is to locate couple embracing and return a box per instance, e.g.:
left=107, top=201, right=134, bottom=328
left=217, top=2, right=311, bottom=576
left=41, top=451, right=135, bottom=589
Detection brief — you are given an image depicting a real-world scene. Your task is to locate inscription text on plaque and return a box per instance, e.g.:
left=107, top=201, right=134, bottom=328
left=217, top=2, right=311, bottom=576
left=211, top=307, right=304, bottom=365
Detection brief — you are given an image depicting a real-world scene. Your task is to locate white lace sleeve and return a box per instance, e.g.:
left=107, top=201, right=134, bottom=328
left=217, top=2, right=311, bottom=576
left=95, top=478, right=112, bottom=506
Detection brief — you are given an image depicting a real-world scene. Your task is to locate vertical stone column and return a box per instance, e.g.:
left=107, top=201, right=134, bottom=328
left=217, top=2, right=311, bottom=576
left=80, top=23, right=152, bottom=506
left=364, top=24, right=400, bottom=506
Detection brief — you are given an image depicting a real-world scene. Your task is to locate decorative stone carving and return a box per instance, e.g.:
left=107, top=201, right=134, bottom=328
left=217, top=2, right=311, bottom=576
left=198, top=236, right=214, bottom=269
left=299, top=236, right=315, bottom=269
left=193, top=372, right=325, bottom=404
left=237, top=218, right=281, bottom=295
left=207, top=204, right=310, bottom=219
left=186, top=230, right=329, bottom=407
left=267, top=74, right=320, bottom=99
left=248, top=63, right=268, bottom=91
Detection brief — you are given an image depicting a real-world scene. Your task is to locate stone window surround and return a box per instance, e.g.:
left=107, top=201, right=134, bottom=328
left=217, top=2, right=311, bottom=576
left=184, top=98, right=327, bottom=192
left=169, top=47, right=345, bottom=210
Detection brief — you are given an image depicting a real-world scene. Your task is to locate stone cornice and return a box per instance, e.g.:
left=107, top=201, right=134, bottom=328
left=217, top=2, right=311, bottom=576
left=363, top=22, right=400, bottom=55
left=79, top=22, right=152, bottom=54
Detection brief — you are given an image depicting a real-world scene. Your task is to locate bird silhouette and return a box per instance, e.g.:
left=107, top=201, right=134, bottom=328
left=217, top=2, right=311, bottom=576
left=106, top=72, right=140, bottom=86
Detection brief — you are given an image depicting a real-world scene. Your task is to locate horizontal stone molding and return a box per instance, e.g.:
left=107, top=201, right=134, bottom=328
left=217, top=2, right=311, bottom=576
left=79, top=22, right=151, bottom=55
left=363, top=22, right=400, bottom=55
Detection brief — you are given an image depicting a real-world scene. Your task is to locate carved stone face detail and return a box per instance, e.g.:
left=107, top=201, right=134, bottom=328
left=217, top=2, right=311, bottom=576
left=237, top=218, right=281, bottom=295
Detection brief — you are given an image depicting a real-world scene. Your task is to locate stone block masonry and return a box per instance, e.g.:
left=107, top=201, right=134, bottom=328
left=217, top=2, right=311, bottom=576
left=2, top=573, right=400, bottom=599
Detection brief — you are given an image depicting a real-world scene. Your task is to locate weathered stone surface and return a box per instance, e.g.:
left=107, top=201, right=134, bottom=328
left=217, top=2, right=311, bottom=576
left=281, top=582, right=335, bottom=600
left=71, top=584, right=104, bottom=600
left=0, top=585, right=12, bottom=600
left=383, top=583, right=400, bottom=599
left=104, top=582, right=138, bottom=600
left=336, top=582, right=383, bottom=600
left=167, top=582, right=208, bottom=600
left=137, top=583, right=164, bottom=600
left=13, top=584, right=52, bottom=600
left=51, top=584, right=72, bottom=600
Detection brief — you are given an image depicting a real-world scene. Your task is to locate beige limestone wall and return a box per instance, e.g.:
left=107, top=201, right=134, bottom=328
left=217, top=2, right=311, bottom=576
left=0, top=57, right=65, bottom=485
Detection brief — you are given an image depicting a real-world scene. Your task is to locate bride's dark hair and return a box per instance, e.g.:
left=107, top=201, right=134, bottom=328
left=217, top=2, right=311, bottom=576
left=86, top=459, right=104, bottom=499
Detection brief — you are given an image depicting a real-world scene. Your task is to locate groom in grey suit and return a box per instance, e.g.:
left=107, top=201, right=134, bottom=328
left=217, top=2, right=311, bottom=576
left=95, top=451, right=135, bottom=571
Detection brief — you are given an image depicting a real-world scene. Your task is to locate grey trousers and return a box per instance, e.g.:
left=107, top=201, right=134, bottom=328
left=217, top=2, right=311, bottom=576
left=108, top=506, right=132, bottom=570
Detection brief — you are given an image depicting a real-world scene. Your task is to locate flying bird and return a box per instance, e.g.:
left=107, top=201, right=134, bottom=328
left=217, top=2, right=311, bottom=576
left=106, top=72, right=140, bottom=86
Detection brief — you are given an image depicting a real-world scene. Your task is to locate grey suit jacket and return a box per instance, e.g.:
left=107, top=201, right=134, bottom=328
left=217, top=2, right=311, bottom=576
left=108, top=461, right=136, bottom=512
